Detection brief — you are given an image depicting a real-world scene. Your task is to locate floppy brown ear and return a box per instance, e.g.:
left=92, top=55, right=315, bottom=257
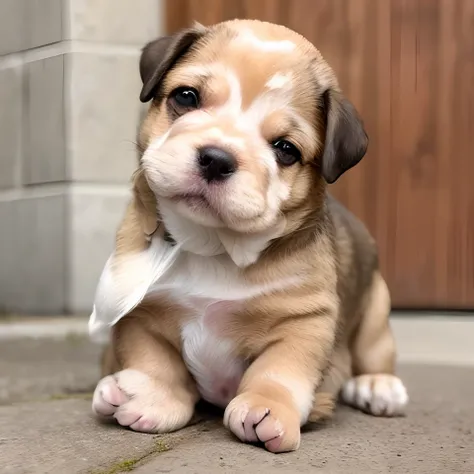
left=139, top=25, right=207, bottom=103
left=320, top=89, right=368, bottom=184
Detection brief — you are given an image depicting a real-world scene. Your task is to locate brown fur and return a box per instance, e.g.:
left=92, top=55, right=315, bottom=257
left=97, top=20, right=401, bottom=453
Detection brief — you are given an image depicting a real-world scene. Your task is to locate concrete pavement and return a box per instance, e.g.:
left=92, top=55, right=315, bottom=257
left=1, top=320, right=473, bottom=474
left=0, top=336, right=100, bottom=405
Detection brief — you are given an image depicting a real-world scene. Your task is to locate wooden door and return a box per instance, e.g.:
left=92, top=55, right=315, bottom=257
left=165, top=0, right=474, bottom=309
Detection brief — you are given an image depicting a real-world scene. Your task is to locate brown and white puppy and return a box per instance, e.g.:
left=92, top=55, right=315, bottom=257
left=89, top=19, right=408, bottom=453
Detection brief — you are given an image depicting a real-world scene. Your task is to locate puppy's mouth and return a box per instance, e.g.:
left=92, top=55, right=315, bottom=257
left=173, top=193, right=211, bottom=210
left=171, top=193, right=223, bottom=221
left=164, top=191, right=227, bottom=228
left=151, top=173, right=268, bottom=230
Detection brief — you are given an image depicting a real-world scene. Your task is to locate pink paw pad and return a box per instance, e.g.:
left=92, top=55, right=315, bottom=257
left=130, top=417, right=158, bottom=433
left=92, top=375, right=129, bottom=417
left=254, top=414, right=284, bottom=452
left=91, top=369, right=194, bottom=434
left=226, top=404, right=284, bottom=451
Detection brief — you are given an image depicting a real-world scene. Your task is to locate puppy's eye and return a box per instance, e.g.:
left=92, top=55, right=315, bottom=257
left=170, top=87, right=199, bottom=109
left=271, top=139, right=301, bottom=166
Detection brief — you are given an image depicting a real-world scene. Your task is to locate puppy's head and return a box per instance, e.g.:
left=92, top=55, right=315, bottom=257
left=137, top=20, right=367, bottom=235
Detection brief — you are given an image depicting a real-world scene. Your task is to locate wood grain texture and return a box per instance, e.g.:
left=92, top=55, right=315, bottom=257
left=389, top=0, right=474, bottom=308
left=164, top=0, right=474, bottom=309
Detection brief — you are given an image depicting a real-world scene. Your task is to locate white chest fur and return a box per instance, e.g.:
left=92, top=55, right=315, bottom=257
left=148, top=252, right=296, bottom=408
left=89, top=228, right=299, bottom=406
left=181, top=300, right=247, bottom=407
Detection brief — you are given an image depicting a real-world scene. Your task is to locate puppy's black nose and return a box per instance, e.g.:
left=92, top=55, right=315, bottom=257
left=197, top=146, right=237, bottom=182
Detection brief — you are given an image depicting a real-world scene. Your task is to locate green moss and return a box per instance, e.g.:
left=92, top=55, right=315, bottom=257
left=153, top=438, right=170, bottom=453
left=114, top=460, right=137, bottom=472
left=91, top=458, right=140, bottom=474
left=91, top=437, right=171, bottom=474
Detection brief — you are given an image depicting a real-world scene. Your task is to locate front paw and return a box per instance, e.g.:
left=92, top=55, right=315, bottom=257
left=92, top=369, right=194, bottom=433
left=224, top=393, right=301, bottom=453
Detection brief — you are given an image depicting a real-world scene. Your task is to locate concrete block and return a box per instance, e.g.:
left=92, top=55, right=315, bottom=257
left=27, top=0, right=63, bottom=49
left=68, top=188, right=130, bottom=312
left=0, top=66, right=22, bottom=189
left=0, top=192, right=67, bottom=314
left=24, top=55, right=66, bottom=185
left=68, top=0, right=160, bottom=44
left=67, top=52, right=141, bottom=182
left=0, top=0, right=26, bottom=55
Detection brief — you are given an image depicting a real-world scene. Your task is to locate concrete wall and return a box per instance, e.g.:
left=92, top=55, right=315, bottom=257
left=0, top=0, right=163, bottom=314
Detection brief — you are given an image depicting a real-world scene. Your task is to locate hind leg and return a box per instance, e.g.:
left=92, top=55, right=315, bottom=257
left=341, top=272, right=408, bottom=416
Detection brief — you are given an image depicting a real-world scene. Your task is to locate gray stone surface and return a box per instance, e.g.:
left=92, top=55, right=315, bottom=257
left=0, top=66, right=22, bottom=189
left=136, top=365, right=474, bottom=473
left=0, top=335, right=473, bottom=474
left=27, top=0, right=63, bottom=49
left=392, top=316, right=474, bottom=366
left=24, top=55, right=66, bottom=184
left=0, top=0, right=26, bottom=55
left=68, top=189, right=129, bottom=312
left=68, top=0, right=160, bottom=44
left=0, top=193, right=67, bottom=314
left=67, top=52, right=141, bottom=182
left=0, top=399, right=160, bottom=474
left=0, top=336, right=100, bottom=405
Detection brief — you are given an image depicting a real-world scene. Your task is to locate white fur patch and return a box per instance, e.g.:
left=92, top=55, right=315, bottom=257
left=238, top=30, right=296, bottom=53
left=202, top=64, right=295, bottom=136
left=239, top=88, right=293, bottom=135
left=88, top=236, right=181, bottom=343
left=181, top=316, right=246, bottom=407
left=159, top=200, right=226, bottom=257
left=265, top=72, right=293, bottom=90
left=147, top=248, right=298, bottom=302
left=341, top=374, right=409, bottom=416
left=217, top=223, right=285, bottom=268
left=148, top=129, right=170, bottom=149
left=206, top=126, right=246, bottom=150
left=92, top=369, right=194, bottom=433
left=89, top=228, right=300, bottom=341
left=159, top=198, right=285, bottom=267
left=224, top=69, right=243, bottom=113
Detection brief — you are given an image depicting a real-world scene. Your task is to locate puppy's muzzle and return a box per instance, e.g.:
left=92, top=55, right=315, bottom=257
left=198, top=146, right=237, bottom=183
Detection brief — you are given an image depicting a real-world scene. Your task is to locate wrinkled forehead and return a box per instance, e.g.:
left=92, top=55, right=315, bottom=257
left=165, top=27, right=322, bottom=120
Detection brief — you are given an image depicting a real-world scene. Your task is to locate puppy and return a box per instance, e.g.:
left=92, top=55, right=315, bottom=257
left=89, top=19, right=408, bottom=453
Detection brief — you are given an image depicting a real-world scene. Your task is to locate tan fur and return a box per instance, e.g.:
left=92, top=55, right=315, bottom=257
left=93, top=19, right=405, bottom=453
